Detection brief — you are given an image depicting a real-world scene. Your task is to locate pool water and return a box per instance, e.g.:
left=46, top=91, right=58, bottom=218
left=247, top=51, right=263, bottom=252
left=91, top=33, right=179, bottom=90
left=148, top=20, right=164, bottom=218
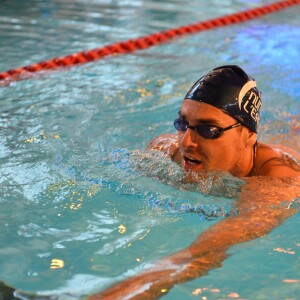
left=0, top=0, right=299, bottom=299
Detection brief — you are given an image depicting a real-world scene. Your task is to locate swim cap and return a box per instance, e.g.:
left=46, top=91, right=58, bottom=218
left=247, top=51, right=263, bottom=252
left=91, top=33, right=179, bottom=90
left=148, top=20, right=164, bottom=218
left=185, top=65, right=262, bottom=133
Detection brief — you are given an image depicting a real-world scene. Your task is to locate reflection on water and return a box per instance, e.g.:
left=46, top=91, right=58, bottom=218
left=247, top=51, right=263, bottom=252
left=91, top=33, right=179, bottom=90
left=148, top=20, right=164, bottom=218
left=0, top=0, right=264, bottom=71
left=0, top=0, right=299, bottom=299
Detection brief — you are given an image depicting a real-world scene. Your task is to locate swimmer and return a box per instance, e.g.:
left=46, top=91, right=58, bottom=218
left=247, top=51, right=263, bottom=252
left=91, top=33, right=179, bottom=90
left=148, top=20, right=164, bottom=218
left=88, top=66, right=300, bottom=300
left=147, top=65, right=300, bottom=179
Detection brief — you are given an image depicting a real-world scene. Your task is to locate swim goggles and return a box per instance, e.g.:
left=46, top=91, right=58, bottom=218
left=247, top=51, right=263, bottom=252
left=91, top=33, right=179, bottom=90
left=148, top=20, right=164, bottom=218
left=173, top=118, right=241, bottom=139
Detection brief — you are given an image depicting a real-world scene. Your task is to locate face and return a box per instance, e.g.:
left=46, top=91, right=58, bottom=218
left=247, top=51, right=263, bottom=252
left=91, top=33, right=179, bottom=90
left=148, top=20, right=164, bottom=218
left=177, top=99, right=254, bottom=180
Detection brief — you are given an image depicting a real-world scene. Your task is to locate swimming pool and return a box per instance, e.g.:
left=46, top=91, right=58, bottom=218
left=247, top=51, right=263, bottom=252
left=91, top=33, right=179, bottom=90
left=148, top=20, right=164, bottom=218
left=0, top=0, right=299, bottom=299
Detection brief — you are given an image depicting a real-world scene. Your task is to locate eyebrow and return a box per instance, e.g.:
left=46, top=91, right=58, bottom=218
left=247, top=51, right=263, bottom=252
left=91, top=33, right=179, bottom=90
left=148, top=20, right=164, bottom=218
left=178, top=111, right=222, bottom=125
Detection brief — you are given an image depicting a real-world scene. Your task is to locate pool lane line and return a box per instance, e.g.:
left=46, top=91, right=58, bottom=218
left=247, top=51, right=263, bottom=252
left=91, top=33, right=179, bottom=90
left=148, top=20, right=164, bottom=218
left=0, top=0, right=299, bottom=85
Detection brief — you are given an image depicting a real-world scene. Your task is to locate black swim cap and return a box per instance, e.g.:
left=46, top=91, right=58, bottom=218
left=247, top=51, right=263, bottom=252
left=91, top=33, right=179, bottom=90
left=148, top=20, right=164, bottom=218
left=185, top=65, right=262, bottom=133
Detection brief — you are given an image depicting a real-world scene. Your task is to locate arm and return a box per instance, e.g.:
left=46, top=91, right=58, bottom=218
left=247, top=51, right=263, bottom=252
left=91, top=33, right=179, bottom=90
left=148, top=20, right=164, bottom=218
left=88, top=177, right=300, bottom=300
left=146, top=133, right=181, bottom=163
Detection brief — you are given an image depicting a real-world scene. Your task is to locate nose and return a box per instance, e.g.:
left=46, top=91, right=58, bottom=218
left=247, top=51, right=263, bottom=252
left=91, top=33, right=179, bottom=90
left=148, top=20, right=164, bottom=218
left=178, top=128, right=198, bottom=149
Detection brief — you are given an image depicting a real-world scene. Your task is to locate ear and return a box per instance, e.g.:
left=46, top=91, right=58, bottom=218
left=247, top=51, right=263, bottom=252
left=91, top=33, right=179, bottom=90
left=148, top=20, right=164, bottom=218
left=242, top=127, right=257, bottom=147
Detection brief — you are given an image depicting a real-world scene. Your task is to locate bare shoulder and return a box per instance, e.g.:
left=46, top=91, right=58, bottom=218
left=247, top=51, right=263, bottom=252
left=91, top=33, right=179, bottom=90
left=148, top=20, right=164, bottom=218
left=254, top=142, right=300, bottom=177
left=146, top=133, right=180, bottom=161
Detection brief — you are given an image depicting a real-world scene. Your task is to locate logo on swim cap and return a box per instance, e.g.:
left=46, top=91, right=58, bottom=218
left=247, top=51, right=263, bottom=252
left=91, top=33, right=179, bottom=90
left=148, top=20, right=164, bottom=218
left=238, top=80, right=262, bottom=123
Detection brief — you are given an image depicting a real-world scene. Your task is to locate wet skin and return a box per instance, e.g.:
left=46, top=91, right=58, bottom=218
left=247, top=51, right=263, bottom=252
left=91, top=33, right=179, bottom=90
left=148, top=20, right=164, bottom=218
left=88, top=100, right=300, bottom=300
left=147, top=100, right=300, bottom=179
left=176, top=99, right=256, bottom=179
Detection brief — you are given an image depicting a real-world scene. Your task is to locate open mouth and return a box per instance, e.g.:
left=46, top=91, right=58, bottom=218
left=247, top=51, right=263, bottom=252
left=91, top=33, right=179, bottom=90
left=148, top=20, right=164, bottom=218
left=183, top=155, right=202, bottom=166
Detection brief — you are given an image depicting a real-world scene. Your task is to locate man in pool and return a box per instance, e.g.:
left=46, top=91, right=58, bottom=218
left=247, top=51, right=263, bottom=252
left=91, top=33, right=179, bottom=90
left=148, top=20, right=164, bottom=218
left=147, top=65, right=300, bottom=179
left=89, top=66, right=300, bottom=300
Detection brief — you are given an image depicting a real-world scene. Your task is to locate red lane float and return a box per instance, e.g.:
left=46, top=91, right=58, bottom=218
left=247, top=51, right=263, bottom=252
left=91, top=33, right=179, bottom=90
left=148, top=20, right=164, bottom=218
left=0, top=0, right=299, bottom=83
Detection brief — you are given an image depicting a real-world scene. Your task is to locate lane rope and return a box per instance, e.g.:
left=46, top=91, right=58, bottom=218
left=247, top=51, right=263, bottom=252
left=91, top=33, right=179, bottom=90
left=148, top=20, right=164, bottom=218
left=0, top=0, right=299, bottom=84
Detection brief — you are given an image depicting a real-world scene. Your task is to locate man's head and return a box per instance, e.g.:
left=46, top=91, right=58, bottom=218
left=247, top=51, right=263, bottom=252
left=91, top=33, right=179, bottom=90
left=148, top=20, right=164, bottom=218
left=185, top=65, right=262, bottom=133
left=174, top=65, right=261, bottom=178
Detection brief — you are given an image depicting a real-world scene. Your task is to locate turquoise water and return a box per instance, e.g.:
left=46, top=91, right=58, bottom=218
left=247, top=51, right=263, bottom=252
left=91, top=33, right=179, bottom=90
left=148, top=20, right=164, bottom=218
left=0, top=0, right=299, bottom=299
